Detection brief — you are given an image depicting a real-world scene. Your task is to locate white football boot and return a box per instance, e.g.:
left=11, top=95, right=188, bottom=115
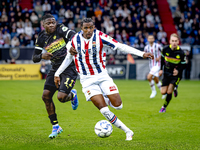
left=150, top=91, right=157, bottom=98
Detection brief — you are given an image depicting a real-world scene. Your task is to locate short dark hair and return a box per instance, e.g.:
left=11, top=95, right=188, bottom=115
left=42, top=14, right=54, bottom=21
left=81, top=18, right=94, bottom=26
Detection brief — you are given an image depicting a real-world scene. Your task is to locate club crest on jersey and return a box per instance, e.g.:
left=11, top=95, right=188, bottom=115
left=87, top=90, right=91, bottom=95
left=62, top=27, right=68, bottom=31
left=109, top=86, right=117, bottom=92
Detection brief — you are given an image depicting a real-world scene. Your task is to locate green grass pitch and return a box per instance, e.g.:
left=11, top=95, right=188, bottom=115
left=0, top=80, right=200, bottom=150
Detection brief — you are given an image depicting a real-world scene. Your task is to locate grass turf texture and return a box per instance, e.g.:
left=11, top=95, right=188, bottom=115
left=0, top=80, right=199, bottom=150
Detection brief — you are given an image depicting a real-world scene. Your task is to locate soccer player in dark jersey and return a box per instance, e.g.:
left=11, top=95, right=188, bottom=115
left=159, top=33, right=186, bottom=113
left=32, top=14, right=78, bottom=138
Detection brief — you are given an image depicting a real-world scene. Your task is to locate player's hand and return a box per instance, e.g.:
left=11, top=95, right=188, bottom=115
left=42, top=52, right=53, bottom=60
left=159, top=70, right=163, bottom=76
left=54, top=76, right=60, bottom=88
left=173, top=68, right=178, bottom=76
left=69, top=47, right=77, bottom=55
left=143, top=52, right=154, bottom=59
left=156, top=58, right=160, bottom=62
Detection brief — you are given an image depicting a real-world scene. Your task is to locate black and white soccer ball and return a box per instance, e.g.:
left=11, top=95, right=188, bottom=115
left=94, top=120, right=113, bottom=138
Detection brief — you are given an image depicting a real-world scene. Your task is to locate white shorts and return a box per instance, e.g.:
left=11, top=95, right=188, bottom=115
left=80, top=71, right=119, bottom=101
left=149, top=66, right=160, bottom=77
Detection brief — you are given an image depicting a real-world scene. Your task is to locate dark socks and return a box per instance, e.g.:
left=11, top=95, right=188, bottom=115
left=163, top=94, right=172, bottom=108
left=49, top=113, right=58, bottom=125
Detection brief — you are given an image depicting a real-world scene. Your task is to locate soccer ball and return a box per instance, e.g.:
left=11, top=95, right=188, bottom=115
left=94, top=120, right=113, bottom=138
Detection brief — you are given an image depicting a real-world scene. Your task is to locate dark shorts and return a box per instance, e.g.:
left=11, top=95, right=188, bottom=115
left=161, top=75, right=181, bottom=87
left=44, top=68, right=78, bottom=94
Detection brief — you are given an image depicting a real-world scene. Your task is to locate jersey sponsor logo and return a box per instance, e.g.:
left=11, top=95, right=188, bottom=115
left=62, top=27, right=68, bottom=31
left=164, top=56, right=181, bottom=64
left=45, top=38, right=66, bottom=53
left=109, top=86, right=117, bottom=92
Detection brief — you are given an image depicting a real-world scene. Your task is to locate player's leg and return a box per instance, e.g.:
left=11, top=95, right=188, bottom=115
left=98, top=76, right=133, bottom=140
left=90, top=94, right=133, bottom=141
left=159, top=75, right=170, bottom=112
left=174, top=77, right=181, bottom=97
left=43, top=71, right=63, bottom=139
left=147, top=73, right=157, bottom=98
left=57, top=72, right=78, bottom=110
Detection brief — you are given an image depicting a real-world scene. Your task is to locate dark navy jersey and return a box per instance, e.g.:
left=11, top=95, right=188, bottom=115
left=33, top=23, right=76, bottom=70
left=160, top=45, right=186, bottom=77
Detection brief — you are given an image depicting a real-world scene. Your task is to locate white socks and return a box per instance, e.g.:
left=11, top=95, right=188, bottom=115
left=150, top=80, right=162, bottom=91
left=157, top=81, right=162, bottom=90
left=100, top=107, right=130, bottom=133
left=103, top=94, right=123, bottom=110
left=149, top=80, right=156, bottom=91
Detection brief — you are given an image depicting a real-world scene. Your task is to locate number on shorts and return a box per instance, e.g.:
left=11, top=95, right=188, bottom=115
left=64, top=78, right=74, bottom=88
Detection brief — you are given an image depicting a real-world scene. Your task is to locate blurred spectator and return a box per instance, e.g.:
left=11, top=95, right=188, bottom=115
left=185, top=35, right=195, bottom=45
left=10, top=59, right=16, bottom=64
left=51, top=1, right=58, bottom=15
left=115, top=6, right=124, bottom=18
left=68, top=20, right=75, bottom=30
left=17, top=24, right=25, bottom=35
left=80, top=2, right=87, bottom=19
left=94, top=6, right=102, bottom=17
left=4, top=36, right=10, bottom=47
left=121, top=29, right=129, bottom=43
left=40, top=61, right=48, bottom=79
left=87, top=7, right=94, bottom=18
left=65, top=9, right=74, bottom=20
left=0, top=35, right=4, bottom=47
left=30, top=12, right=39, bottom=24
left=100, top=23, right=106, bottom=33
left=185, top=50, right=192, bottom=80
left=184, top=18, right=192, bottom=31
left=35, top=1, right=43, bottom=16
left=157, top=29, right=167, bottom=41
left=11, top=36, right=20, bottom=47
left=25, top=23, right=33, bottom=37
left=10, top=28, right=18, bottom=39
left=106, top=23, right=114, bottom=34
left=17, top=18, right=25, bottom=28
left=19, top=34, right=27, bottom=47
left=42, top=0, right=51, bottom=14
left=24, top=18, right=32, bottom=27
left=107, top=54, right=115, bottom=65
left=3, top=30, right=11, bottom=40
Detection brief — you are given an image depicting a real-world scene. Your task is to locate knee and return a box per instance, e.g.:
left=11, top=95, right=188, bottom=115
left=57, top=93, right=68, bottom=103
left=114, top=103, right=123, bottom=110
left=167, top=91, right=173, bottom=94
left=161, top=91, right=166, bottom=95
left=42, top=94, right=51, bottom=102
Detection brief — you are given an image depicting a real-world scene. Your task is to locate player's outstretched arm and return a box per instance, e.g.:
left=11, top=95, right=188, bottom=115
left=117, top=43, right=154, bottom=59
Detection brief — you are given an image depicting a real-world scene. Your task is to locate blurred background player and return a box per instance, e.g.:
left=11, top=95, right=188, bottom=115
left=54, top=18, right=154, bottom=141
left=32, top=14, right=78, bottom=138
left=144, top=35, right=163, bottom=98
left=159, top=33, right=186, bottom=113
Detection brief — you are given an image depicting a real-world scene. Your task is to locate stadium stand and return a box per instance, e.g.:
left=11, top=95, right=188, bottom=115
left=0, top=0, right=199, bottom=48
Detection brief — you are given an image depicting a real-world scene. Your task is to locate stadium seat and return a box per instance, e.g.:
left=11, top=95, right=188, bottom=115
left=129, top=36, right=136, bottom=45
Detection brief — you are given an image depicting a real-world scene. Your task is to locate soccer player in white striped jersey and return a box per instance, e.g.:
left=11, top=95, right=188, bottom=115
left=54, top=18, right=154, bottom=141
left=144, top=35, right=164, bottom=99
